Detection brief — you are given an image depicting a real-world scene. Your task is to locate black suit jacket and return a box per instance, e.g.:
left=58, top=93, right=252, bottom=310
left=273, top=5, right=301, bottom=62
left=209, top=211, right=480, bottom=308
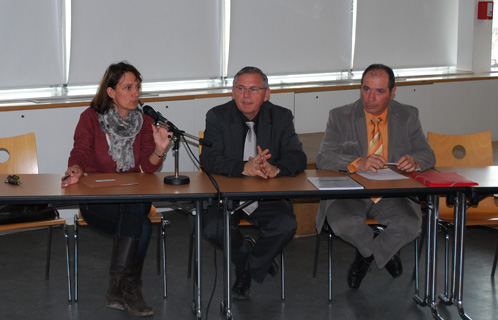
left=200, top=100, right=307, bottom=177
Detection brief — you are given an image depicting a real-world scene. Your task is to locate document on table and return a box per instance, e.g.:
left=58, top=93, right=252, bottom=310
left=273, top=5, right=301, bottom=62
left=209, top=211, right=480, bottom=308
left=307, top=176, right=364, bottom=190
left=356, top=168, right=409, bottom=180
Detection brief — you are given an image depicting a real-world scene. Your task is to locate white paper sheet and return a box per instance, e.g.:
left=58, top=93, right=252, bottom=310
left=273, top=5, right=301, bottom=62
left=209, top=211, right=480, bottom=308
left=356, top=168, right=409, bottom=180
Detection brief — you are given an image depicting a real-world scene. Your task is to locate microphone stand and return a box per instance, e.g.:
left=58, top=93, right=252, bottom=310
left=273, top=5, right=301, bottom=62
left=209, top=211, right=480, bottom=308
left=155, top=120, right=210, bottom=185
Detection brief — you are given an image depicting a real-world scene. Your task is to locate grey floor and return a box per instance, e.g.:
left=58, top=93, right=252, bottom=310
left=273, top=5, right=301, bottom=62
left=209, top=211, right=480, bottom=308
left=1, top=209, right=497, bottom=320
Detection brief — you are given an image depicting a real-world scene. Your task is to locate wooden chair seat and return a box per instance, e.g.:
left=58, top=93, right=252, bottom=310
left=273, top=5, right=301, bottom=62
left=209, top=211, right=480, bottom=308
left=438, top=195, right=498, bottom=224
left=427, top=130, right=498, bottom=280
left=427, top=131, right=498, bottom=226
left=0, top=216, right=67, bottom=231
left=0, top=132, right=71, bottom=301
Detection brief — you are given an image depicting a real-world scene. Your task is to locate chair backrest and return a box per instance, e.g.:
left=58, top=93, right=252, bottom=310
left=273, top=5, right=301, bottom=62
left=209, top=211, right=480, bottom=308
left=198, top=131, right=204, bottom=172
left=427, top=131, right=493, bottom=167
left=199, top=131, right=204, bottom=155
left=0, top=132, right=39, bottom=174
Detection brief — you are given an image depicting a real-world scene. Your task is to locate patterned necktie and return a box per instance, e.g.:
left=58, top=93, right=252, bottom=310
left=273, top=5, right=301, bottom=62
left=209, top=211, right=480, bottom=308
left=242, top=121, right=258, bottom=214
left=369, top=117, right=383, bottom=155
left=369, top=117, right=383, bottom=203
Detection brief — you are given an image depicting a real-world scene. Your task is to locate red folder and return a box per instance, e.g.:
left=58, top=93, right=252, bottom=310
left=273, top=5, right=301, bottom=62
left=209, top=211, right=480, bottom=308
left=411, top=172, right=478, bottom=187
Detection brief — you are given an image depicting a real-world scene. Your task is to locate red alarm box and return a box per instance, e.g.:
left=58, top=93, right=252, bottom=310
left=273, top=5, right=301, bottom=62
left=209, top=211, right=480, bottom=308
left=478, top=1, right=493, bottom=20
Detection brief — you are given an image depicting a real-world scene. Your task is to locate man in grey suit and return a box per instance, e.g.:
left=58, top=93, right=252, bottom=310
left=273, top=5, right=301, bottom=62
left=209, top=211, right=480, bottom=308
left=200, top=66, right=307, bottom=299
left=315, top=64, right=435, bottom=289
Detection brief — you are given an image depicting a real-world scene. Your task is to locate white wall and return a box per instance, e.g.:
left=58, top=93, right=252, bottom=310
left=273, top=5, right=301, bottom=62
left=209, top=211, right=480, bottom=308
left=1, top=79, right=497, bottom=175
left=295, top=79, right=498, bottom=139
left=1, top=80, right=497, bottom=223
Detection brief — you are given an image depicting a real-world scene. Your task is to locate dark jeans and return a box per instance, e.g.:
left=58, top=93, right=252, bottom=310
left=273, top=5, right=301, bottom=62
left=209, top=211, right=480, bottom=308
left=79, top=202, right=152, bottom=261
left=202, top=199, right=297, bottom=283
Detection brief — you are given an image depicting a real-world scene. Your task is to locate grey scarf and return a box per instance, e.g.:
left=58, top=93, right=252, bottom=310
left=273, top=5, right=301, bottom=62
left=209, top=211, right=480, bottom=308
left=98, top=107, right=143, bottom=172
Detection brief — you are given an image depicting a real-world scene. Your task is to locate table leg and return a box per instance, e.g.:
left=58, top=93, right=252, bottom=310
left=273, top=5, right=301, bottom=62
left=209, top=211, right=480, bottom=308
left=414, top=194, right=444, bottom=319
left=413, top=195, right=431, bottom=305
left=221, top=198, right=233, bottom=320
left=452, top=192, right=472, bottom=320
left=192, top=201, right=203, bottom=319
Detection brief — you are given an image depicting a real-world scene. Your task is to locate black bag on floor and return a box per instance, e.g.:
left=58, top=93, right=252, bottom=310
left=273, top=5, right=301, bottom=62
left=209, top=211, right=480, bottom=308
left=0, top=204, right=58, bottom=225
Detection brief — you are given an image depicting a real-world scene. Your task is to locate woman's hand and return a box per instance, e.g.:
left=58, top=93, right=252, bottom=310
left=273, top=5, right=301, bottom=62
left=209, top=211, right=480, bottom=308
left=61, top=165, right=83, bottom=187
left=150, top=124, right=174, bottom=163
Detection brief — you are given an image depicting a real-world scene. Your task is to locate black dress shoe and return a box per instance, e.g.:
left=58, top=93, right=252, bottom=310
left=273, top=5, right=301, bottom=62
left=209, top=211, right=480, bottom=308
left=371, top=226, right=403, bottom=278
left=385, top=251, right=403, bottom=278
left=348, top=249, right=373, bottom=289
left=232, top=270, right=252, bottom=300
left=267, top=259, right=280, bottom=278
left=372, top=225, right=383, bottom=238
left=244, top=235, right=280, bottom=277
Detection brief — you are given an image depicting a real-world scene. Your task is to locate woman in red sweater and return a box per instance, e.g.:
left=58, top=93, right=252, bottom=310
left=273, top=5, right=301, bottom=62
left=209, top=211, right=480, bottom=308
left=62, top=62, right=172, bottom=316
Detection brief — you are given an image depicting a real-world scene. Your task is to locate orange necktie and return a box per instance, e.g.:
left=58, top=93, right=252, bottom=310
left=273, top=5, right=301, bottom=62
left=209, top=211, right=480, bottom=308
left=369, top=117, right=383, bottom=156
left=369, top=117, right=382, bottom=203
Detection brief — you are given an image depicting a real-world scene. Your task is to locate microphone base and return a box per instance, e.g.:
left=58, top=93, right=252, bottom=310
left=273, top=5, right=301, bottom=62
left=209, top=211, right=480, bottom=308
left=164, top=175, right=190, bottom=185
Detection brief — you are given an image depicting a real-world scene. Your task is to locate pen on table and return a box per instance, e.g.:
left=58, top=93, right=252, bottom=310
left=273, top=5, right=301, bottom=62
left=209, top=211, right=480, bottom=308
left=62, top=170, right=75, bottom=182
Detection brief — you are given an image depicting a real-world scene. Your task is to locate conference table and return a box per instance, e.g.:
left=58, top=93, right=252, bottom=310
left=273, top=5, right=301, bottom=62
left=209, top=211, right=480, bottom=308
left=2, top=168, right=496, bottom=320
left=431, top=166, right=498, bottom=320
left=0, top=171, right=219, bottom=320
left=211, top=169, right=463, bottom=320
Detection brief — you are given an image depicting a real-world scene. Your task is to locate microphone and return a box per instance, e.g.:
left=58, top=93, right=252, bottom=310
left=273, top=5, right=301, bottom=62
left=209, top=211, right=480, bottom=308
left=143, top=105, right=211, bottom=147
left=143, top=105, right=169, bottom=124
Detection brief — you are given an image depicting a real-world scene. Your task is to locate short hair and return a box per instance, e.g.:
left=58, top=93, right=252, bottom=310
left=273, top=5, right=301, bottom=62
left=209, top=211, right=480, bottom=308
left=90, top=61, right=142, bottom=114
left=361, top=64, right=395, bottom=92
left=233, top=66, right=269, bottom=89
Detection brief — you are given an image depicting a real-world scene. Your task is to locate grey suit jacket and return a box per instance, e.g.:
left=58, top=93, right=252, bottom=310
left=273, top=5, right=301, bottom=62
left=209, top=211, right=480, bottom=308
left=200, top=100, right=307, bottom=177
left=315, top=99, right=435, bottom=232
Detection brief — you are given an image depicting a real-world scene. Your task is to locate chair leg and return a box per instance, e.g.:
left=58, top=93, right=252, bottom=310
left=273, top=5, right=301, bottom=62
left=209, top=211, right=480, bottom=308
left=412, top=215, right=426, bottom=280
left=187, top=225, right=194, bottom=279
left=439, top=222, right=451, bottom=304
left=492, top=238, right=498, bottom=277
left=63, top=224, right=72, bottom=301
left=161, top=219, right=168, bottom=298
left=45, top=226, right=53, bottom=280
left=74, top=220, right=79, bottom=301
left=156, top=222, right=161, bottom=275
left=413, top=236, right=420, bottom=296
left=327, top=227, right=332, bottom=301
left=312, top=232, right=321, bottom=278
left=281, top=249, right=285, bottom=300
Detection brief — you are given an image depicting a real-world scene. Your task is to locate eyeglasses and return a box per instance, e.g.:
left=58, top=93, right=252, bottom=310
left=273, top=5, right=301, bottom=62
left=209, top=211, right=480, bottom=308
left=233, top=86, right=266, bottom=95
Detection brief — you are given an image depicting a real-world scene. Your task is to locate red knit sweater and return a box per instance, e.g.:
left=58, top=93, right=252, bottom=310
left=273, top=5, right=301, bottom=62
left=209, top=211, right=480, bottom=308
left=68, top=107, right=161, bottom=173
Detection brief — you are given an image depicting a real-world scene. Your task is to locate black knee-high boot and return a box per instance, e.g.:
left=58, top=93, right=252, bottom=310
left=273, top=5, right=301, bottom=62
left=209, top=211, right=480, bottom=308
left=121, top=257, right=154, bottom=316
left=105, top=235, right=139, bottom=311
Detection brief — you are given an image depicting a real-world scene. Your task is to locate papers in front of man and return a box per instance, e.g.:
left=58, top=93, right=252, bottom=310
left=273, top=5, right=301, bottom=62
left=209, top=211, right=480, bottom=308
left=357, top=168, right=409, bottom=180
left=307, top=176, right=364, bottom=190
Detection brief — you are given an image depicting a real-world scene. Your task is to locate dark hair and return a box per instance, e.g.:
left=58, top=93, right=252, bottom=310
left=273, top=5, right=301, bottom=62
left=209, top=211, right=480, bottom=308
left=233, top=66, right=269, bottom=89
left=90, top=61, right=142, bottom=114
left=361, top=64, right=395, bottom=92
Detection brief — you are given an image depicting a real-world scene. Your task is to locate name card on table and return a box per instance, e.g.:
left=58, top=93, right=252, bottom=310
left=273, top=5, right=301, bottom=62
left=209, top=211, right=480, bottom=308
left=81, top=173, right=138, bottom=188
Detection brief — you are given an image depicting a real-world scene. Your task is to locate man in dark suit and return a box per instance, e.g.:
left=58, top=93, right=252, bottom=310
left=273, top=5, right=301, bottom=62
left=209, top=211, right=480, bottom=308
left=200, top=66, right=307, bottom=299
left=315, top=64, right=435, bottom=289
